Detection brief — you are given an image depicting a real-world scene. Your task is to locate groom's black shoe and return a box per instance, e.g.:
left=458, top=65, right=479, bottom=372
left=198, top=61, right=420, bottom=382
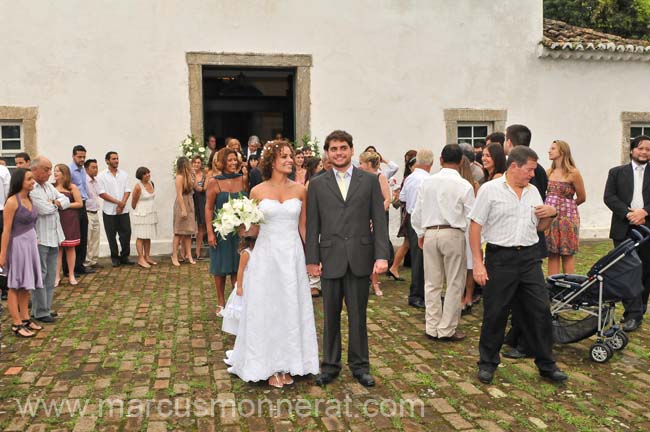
left=408, top=299, right=425, bottom=309
left=353, top=373, right=375, bottom=387
left=502, top=346, right=528, bottom=359
left=315, top=372, right=338, bottom=386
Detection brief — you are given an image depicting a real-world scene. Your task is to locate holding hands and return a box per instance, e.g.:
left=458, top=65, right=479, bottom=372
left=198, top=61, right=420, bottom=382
left=307, top=263, right=321, bottom=277
left=373, top=259, right=388, bottom=275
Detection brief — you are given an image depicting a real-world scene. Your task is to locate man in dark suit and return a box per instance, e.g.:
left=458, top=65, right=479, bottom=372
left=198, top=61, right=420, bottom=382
left=604, top=135, right=650, bottom=331
left=244, top=135, right=262, bottom=160
left=246, top=155, right=263, bottom=190
left=306, top=130, right=390, bottom=388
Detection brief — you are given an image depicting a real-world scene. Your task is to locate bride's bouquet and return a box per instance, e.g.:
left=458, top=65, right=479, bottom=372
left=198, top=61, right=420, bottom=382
left=212, top=195, right=264, bottom=240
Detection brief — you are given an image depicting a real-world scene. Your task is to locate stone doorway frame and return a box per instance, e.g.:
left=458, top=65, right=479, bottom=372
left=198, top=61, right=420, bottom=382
left=186, top=52, right=312, bottom=144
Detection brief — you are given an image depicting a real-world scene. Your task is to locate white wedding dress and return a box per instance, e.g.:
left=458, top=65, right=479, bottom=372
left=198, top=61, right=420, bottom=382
left=224, top=198, right=320, bottom=382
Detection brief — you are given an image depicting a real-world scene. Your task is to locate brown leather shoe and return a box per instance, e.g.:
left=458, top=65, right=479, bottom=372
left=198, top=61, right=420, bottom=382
left=439, top=331, right=466, bottom=341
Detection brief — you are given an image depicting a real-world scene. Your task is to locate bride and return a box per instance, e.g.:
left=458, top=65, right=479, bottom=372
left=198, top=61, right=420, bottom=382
left=225, top=140, right=319, bottom=388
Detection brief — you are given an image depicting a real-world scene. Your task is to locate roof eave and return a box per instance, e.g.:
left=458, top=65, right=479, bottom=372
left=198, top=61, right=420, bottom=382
left=538, top=43, right=650, bottom=62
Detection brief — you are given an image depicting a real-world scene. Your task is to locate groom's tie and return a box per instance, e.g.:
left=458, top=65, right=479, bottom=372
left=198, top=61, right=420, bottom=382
left=336, top=171, right=347, bottom=200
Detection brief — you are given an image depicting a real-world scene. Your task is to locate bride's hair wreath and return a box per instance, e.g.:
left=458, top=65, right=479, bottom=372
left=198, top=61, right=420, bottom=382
left=259, top=139, right=294, bottom=180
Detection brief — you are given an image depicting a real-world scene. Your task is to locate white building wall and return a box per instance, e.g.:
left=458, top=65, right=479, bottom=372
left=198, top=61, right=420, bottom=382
left=0, top=0, right=646, bottom=254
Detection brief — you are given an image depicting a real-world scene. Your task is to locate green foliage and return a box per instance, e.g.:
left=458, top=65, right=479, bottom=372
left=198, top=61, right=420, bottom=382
left=545, top=0, right=650, bottom=40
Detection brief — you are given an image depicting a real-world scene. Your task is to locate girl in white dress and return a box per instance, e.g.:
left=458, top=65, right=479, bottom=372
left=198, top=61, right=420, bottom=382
left=224, top=140, right=319, bottom=388
left=222, top=237, right=255, bottom=336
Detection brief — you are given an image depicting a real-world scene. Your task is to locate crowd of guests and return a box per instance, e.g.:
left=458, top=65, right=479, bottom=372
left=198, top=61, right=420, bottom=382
left=4, top=125, right=650, bottom=389
left=0, top=147, right=152, bottom=337
left=394, top=124, right=590, bottom=383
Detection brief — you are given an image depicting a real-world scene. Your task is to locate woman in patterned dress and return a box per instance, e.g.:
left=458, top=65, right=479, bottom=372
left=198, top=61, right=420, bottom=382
left=545, top=140, right=586, bottom=275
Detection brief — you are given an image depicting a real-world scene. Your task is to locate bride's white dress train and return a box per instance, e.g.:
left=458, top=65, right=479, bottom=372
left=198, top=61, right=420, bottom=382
left=224, top=198, right=320, bottom=381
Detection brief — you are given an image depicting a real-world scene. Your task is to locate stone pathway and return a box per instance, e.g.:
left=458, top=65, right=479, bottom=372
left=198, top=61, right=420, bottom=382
left=1, top=241, right=649, bottom=431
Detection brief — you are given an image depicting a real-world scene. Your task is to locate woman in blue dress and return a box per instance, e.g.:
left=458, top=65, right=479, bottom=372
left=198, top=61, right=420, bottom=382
left=205, top=148, right=248, bottom=316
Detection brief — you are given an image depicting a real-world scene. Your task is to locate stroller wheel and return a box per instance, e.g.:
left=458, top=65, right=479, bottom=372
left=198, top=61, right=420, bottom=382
left=607, top=331, right=629, bottom=351
left=590, top=343, right=613, bottom=363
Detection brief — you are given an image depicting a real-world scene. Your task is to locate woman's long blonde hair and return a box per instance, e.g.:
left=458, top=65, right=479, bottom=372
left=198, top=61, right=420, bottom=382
left=548, top=140, right=577, bottom=176
left=459, top=156, right=478, bottom=193
left=54, top=164, right=73, bottom=191
left=175, top=157, right=194, bottom=194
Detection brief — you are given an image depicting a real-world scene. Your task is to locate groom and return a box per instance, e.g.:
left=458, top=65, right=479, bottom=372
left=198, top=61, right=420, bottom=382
left=306, top=130, right=390, bottom=387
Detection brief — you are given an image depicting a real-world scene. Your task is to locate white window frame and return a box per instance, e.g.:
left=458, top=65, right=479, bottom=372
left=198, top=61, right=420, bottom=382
left=444, top=109, right=507, bottom=146
left=457, top=122, right=492, bottom=146
left=631, top=123, right=650, bottom=139
left=0, top=121, right=24, bottom=169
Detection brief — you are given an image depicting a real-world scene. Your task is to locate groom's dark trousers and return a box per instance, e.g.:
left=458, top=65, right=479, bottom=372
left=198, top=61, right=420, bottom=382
left=321, top=270, right=370, bottom=375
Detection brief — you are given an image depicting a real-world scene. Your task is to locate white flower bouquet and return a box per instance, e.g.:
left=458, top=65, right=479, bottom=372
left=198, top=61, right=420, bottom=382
left=212, top=195, right=264, bottom=240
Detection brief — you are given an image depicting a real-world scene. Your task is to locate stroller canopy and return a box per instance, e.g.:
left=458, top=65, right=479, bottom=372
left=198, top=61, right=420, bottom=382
left=587, top=239, right=643, bottom=301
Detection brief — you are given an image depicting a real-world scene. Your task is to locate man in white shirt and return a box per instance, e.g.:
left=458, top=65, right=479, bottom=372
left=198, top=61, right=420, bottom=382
left=97, top=151, right=133, bottom=267
left=469, top=146, right=567, bottom=385
left=412, top=145, right=475, bottom=341
left=399, top=149, right=433, bottom=309
left=0, top=163, right=11, bottom=300
left=83, top=159, right=101, bottom=270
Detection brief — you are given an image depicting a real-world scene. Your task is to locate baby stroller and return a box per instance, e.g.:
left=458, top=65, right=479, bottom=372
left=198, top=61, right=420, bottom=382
left=546, top=226, right=650, bottom=363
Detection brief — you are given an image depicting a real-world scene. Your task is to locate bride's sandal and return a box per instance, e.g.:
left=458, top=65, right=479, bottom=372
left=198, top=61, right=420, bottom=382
left=269, top=373, right=284, bottom=388
left=372, top=282, right=383, bottom=297
left=215, top=305, right=225, bottom=318
left=281, top=373, right=294, bottom=385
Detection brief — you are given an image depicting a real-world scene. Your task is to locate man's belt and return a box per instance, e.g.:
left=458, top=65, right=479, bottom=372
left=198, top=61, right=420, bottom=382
left=486, top=243, right=535, bottom=252
left=426, top=224, right=459, bottom=230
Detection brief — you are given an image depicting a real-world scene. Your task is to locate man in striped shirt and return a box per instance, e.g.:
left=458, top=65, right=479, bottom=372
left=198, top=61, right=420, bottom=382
left=469, top=146, right=568, bottom=385
left=30, top=157, right=70, bottom=323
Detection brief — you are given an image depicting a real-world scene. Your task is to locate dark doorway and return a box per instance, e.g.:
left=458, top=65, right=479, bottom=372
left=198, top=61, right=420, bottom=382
left=202, top=67, right=295, bottom=151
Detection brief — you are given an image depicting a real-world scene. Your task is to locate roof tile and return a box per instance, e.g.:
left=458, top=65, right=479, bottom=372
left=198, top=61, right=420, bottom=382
left=543, top=19, right=650, bottom=52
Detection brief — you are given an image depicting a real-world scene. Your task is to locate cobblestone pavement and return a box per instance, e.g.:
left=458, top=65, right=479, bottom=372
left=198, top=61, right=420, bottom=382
left=1, top=241, right=649, bottom=431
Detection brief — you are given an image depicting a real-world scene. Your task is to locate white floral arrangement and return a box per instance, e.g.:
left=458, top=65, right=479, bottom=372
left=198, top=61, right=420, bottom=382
left=212, top=195, right=264, bottom=240
left=173, top=135, right=207, bottom=175
left=296, top=134, right=321, bottom=157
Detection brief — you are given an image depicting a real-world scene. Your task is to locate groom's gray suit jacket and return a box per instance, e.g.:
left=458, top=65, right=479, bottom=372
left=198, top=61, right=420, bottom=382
left=306, top=167, right=390, bottom=279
